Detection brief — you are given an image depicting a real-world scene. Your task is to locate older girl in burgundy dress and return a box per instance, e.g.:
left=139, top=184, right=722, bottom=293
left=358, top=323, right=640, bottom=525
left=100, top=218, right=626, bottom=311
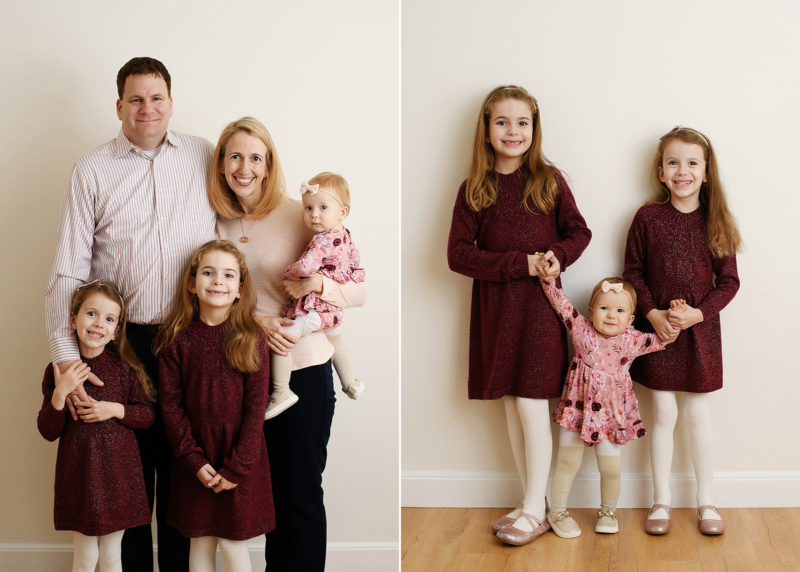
left=156, top=240, right=273, bottom=571
left=624, top=127, right=741, bottom=536
left=38, top=281, right=155, bottom=572
left=448, top=85, right=591, bottom=546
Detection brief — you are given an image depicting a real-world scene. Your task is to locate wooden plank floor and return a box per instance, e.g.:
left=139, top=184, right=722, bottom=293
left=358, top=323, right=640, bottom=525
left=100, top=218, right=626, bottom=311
left=402, top=507, right=800, bottom=571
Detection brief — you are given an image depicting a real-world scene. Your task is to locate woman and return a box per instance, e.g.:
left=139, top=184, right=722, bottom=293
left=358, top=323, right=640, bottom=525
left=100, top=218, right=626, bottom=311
left=208, top=117, right=366, bottom=570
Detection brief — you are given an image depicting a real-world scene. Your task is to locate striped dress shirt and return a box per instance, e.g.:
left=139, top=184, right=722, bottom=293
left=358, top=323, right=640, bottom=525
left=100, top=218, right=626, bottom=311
left=45, top=129, right=217, bottom=363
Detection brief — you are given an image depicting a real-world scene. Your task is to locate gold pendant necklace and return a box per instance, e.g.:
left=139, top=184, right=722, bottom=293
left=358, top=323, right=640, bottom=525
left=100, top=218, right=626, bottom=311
left=239, top=216, right=255, bottom=243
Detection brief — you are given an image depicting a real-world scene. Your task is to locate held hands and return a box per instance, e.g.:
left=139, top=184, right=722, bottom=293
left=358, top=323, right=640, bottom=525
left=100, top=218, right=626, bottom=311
left=74, top=400, right=124, bottom=423
left=528, top=250, right=561, bottom=283
left=254, top=315, right=299, bottom=356
left=196, top=464, right=239, bottom=493
left=283, top=274, right=323, bottom=300
left=51, top=361, right=91, bottom=410
left=668, top=299, right=704, bottom=330
left=646, top=309, right=680, bottom=343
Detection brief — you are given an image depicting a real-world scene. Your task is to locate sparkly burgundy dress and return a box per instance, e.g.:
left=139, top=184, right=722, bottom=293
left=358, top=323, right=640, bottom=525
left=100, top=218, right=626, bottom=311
left=37, top=352, right=155, bottom=536
left=158, top=320, right=274, bottom=540
left=624, top=203, right=739, bottom=393
left=447, top=169, right=592, bottom=399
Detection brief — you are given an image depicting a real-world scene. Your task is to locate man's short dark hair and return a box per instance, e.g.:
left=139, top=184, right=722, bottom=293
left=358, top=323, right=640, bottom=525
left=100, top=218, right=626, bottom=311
left=116, top=57, right=171, bottom=98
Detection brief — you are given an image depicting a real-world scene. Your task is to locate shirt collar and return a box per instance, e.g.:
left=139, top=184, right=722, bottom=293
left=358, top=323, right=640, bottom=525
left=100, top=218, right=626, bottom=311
left=112, top=128, right=178, bottom=157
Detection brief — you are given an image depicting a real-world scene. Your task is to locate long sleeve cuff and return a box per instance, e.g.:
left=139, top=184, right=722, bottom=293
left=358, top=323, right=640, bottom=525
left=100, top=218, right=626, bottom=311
left=49, top=337, right=81, bottom=365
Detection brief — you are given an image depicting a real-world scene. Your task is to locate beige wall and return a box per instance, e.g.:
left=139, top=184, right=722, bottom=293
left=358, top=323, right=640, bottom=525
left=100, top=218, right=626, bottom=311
left=402, top=0, right=800, bottom=507
left=0, top=0, right=398, bottom=565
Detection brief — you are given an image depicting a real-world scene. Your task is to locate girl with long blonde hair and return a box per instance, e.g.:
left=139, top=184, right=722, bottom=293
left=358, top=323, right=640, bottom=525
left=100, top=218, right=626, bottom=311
left=448, top=85, right=592, bottom=546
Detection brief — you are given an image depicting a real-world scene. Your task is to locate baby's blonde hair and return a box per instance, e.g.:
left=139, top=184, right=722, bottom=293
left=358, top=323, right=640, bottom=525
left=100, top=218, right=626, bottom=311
left=308, top=172, right=351, bottom=209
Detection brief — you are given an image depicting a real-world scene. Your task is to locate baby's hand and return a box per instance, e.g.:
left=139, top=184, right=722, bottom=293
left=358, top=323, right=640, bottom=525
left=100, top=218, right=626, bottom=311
left=646, top=309, right=679, bottom=342
left=670, top=299, right=687, bottom=312
left=668, top=301, right=704, bottom=330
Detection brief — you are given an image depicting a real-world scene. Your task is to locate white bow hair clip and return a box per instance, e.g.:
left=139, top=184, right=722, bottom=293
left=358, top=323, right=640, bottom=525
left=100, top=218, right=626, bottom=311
left=300, top=181, right=320, bottom=195
left=601, top=280, right=624, bottom=293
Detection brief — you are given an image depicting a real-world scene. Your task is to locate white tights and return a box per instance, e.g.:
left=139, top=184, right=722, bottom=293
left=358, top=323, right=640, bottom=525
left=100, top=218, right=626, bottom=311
left=649, top=390, right=718, bottom=519
left=72, top=530, right=123, bottom=572
left=190, top=536, right=252, bottom=572
left=503, top=396, right=551, bottom=528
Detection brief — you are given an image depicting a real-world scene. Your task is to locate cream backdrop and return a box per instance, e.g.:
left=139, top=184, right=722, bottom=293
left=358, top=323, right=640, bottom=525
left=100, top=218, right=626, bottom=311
left=0, top=1, right=398, bottom=570
left=402, top=0, right=800, bottom=511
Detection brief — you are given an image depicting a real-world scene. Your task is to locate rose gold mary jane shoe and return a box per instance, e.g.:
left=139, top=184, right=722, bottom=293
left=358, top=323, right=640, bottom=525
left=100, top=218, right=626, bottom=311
left=490, top=507, right=522, bottom=532
left=495, top=512, right=551, bottom=546
left=644, top=504, right=671, bottom=535
left=698, top=505, right=725, bottom=535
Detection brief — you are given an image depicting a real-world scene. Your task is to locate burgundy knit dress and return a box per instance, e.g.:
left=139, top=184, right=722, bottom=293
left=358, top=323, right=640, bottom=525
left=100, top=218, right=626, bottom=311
left=37, top=352, right=155, bottom=536
left=623, top=203, right=739, bottom=393
left=158, top=320, right=274, bottom=540
left=447, top=169, right=592, bottom=399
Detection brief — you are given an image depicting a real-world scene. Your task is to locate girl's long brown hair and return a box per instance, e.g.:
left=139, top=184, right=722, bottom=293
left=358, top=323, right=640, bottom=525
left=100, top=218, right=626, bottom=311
left=466, top=85, right=559, bottom=214
left=70, top=281, right=156, bottom=401
left=651, top=126, right=741, bottom=258
left=154, top=240, right=261, bottom=373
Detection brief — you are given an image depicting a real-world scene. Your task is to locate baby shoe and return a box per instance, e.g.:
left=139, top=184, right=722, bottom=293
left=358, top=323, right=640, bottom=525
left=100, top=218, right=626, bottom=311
left=344, top=379, right=364, bottom=399
left=264, top=388, right=299, bottom=420
left=595, top=509, right=619, bottom=534
left=547, top=510, right=581, bottom=538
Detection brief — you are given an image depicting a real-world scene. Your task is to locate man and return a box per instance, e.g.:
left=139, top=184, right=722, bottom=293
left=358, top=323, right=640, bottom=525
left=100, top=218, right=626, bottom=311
left=45, top=57, right=216, bottom=572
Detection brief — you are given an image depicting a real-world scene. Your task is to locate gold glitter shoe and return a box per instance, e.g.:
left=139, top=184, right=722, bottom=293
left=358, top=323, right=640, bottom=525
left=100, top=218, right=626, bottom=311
left=495, top=512, right=551, bottom=546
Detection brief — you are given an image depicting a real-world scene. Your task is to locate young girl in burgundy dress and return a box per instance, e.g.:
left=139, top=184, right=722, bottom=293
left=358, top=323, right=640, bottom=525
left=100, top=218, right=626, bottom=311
left=266, top=172, right=365, bottom=419
left=541, top=277, right=673, bottom=538
left=624, top=127, right=741, bottom=536
left=447, top=85, right=591, bottom=546
left=156, top=240, right=273, bottom=571
left=37, top=281, right=155, bottom=572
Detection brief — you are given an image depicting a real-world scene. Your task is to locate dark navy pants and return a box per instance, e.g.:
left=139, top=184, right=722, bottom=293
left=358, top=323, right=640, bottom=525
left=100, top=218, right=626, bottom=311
left=264, top=360, right=336, bottom=572
left=121, top=323, right=190, bottom=572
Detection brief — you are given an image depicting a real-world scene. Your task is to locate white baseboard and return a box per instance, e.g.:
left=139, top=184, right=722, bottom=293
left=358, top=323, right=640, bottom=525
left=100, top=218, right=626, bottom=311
left=401, top=470, right=800, bottom=508
left=0, top=542, right=399, bottom=572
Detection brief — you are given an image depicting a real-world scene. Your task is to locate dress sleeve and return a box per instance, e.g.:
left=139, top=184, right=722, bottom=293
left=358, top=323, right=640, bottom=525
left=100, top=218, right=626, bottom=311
left=36, top=364, right=67, bottom=442
left=696, top=254, right=739, bottom=320
left=447, top=183, right=530, bottom=282
left=623, top=209, right=658, bottom=317
left=158, top=342, right=210, bottom=475
left=347, top=236, right=366, bottom=283
left=546, top=174, right=592, bottom=271
left=628, top=328, right=670, bottom=358
left=540, top=280, right=588, bottom=335
left=218, top=338, right=269, bottom=483
left=44, top=163, right=96, bottom=364
left=121, top=368, right=156, bottom=430
left=283, top=235, right=327, bottom=280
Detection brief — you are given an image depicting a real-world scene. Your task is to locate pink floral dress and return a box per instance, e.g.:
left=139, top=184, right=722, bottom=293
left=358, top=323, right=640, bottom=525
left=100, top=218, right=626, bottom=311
left=282, top=227, right=365, bottom=331
left=542, top=281, right=669, bottom=445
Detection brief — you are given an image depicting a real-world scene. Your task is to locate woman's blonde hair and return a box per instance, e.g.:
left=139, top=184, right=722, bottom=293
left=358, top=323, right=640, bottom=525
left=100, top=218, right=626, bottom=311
left=208, top=117, right=286, bottom=220
left=465, top=85, right=560, bottom=214
left=70, top=281, right=156, bottom=401
left=650, top=126, right=741, bottom=258
left=155, top=240, right=262, bottom=373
